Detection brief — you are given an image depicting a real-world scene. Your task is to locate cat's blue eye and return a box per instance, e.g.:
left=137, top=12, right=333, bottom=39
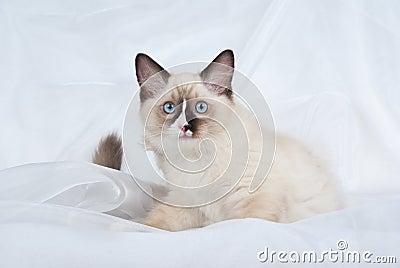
left=195, top=101, right=208, bottom=114
left=163, top=102, right=176, bottom=114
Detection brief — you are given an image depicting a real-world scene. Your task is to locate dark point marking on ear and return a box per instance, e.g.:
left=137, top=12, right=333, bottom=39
left=200, top=49, right=235, bottom=100
left=135, top=53, right=170, bottom=102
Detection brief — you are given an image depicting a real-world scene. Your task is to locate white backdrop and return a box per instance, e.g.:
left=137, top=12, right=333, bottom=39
left=0, top=0, right=399, bottom=267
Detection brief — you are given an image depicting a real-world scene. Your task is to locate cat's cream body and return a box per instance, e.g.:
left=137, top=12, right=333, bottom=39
left=94, top=50, right=340, bottom=231
left=139, top=74, right=339, bottom=231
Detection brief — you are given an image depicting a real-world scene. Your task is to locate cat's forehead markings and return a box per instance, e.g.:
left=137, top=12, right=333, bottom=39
left=169, top=84, right=198, bottom=104
left=170, top=86, right=184, bottom=103
left=182, top=98, right=187, bottom=111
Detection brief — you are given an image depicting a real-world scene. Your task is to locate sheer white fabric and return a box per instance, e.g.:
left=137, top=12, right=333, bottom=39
left=0, top=0, right=399, bottom=267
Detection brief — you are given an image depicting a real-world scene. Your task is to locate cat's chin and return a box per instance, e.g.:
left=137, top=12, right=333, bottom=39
left=179, top=135, right=193, bottom=140
left=178, top=131, right=194, bottom=139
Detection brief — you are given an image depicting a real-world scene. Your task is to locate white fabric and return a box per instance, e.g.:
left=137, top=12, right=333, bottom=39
left=0, top=0, right=399, bottom=267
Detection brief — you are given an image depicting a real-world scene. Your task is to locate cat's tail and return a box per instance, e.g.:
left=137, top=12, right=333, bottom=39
left=92, top=132, right=123, bottom=170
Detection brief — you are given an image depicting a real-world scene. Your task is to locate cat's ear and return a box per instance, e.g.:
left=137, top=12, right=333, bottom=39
left=200, top=49, right=234, bottom=97
left=135, top=53, right=170, bottom=101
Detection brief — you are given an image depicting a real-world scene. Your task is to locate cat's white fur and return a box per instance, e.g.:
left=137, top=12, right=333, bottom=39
left=135, top=53, right=341, bottom=231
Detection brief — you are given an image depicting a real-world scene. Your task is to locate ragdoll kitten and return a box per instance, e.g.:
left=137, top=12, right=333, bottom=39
left=93, top=50, right=340, bottom=231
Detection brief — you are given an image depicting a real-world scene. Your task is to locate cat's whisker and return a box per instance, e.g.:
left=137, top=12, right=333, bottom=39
left=144, top=133, right=162, bottom=138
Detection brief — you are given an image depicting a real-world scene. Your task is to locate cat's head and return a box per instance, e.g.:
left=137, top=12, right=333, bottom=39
left=135, top=50, right=235, bottom=155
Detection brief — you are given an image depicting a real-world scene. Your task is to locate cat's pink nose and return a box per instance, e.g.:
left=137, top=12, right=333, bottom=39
left=180, top=124, right=191, bottom=132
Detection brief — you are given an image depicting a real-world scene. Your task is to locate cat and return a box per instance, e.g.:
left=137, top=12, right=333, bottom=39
left=93, top=49, right=341, bottom=231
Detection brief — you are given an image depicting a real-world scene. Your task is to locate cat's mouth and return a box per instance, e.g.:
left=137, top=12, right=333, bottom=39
left=179, top=130, right=194, bottom=139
